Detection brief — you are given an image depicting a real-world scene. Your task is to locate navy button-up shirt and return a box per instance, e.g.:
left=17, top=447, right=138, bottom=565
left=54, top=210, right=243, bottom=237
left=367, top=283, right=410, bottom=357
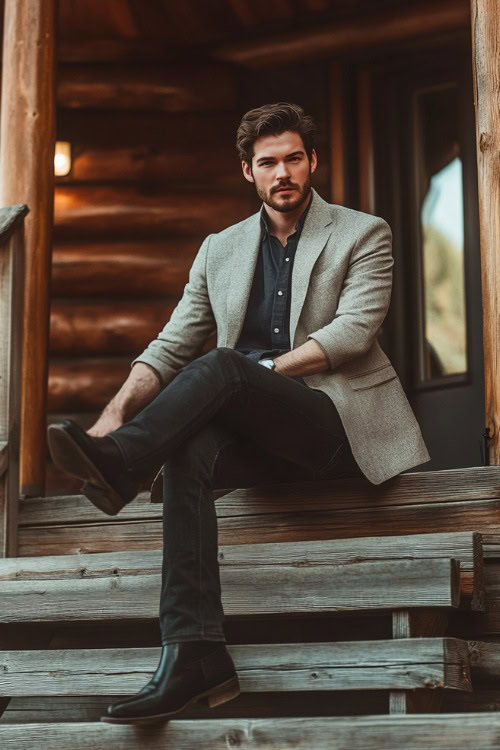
left=234, top=193, right=312, bottom=381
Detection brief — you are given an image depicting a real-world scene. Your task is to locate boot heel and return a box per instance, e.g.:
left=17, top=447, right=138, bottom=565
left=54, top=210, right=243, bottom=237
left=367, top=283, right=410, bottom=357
left=205, top=675, right=240, bottom=708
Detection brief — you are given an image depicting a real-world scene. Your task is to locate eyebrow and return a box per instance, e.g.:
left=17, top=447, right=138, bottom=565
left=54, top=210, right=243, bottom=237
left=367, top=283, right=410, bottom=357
left=255, top=150, right=304, bottom=165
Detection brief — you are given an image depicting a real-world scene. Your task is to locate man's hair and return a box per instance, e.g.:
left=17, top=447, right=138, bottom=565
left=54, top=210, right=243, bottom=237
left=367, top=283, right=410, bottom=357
left=236, top=102, right=316, bottom=165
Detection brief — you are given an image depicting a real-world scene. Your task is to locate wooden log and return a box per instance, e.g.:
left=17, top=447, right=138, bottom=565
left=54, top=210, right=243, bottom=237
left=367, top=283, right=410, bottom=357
left=54, top=187, right=252, bottom=238
left=329, top=62, right=347, bottom=206
left=357, top=68, right=375, bottom=214
left=57, top=111, right=241, bottom=149
left=58, top=144, right=244, bottom=187
left=0, top=558, right=461, bottom=623
left=57, top=64, right=235, bottom=112
left=0, top=638, right=471, bottom=696
left=213, top=0, right=470, bottom=68
left=470, top=0, right=500, bottom=465
left=49, top=302, right=176, bottom=356
left=5, top=713, right=500, bottom=748
left=51, top=241, right=199, bottom=298
left=0, top=0, right=56, bottom=497
left=48, top=359, right=130, bottom=414
left=0, top=206, right=28, bottom=556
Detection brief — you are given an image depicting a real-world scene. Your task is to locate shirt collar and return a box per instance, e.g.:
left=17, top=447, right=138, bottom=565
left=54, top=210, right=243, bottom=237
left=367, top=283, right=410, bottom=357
left=260, top=190, right=313, bottom=241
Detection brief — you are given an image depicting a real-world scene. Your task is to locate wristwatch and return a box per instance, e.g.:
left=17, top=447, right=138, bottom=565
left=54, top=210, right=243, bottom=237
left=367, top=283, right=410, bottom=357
left=258, top=358, right=276, bottom=370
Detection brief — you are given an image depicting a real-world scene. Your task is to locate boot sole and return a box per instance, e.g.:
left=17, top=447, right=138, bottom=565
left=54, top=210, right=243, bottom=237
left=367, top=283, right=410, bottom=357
left=100, top=674, right=240, bottom=724
left=47, top=425, right=125, bottom=516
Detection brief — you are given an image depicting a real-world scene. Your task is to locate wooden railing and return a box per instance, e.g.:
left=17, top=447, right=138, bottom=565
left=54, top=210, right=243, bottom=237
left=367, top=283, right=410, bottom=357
left=0, top=204, right=28, bottom=557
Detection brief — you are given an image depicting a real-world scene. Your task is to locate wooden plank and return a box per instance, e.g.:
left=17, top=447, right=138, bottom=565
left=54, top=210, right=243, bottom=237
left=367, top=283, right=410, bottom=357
left=470, top=0, right=500, bottom=466
left=213, top=0, right=470, bottom=68
left=19, top=468, right=500, bottom=522
left=54, top=186, right=251, bottom=238
left=0, top=638, right=471, bottom=696
left=0, top=691, right=388, bottom=724
left=0, top=0, right=56, bottom=498
left=18, top=485, right=500, bottom=559
left=5, top=714, right=500, bottom=748
left=0, top=558, right=461, bottom=623
left=57, top=64, right=235, bottom=112
left=0, top=531, right=483, bottom=608
left=0, top=227, right=26, bottom=556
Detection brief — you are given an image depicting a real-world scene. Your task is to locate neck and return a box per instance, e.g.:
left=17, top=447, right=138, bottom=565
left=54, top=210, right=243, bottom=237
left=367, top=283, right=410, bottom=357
left=263, top=190, right=312, bottom=242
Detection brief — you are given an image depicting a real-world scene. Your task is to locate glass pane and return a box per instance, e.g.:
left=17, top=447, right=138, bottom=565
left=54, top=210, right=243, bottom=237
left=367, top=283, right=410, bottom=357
left=416, top=86, right=468, bottom=381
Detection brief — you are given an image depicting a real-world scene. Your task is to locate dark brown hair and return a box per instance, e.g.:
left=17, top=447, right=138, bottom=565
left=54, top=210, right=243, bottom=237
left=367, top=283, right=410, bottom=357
left=236, top=102, right=316, bottom=165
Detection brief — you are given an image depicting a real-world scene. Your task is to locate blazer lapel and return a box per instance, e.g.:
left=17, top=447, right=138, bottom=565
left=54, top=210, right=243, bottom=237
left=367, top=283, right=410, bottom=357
left=224, top=210, right=261, bottom=348
left=224, top=189, right=334, bottom=349
left=289, top=189, right=334, bottom=345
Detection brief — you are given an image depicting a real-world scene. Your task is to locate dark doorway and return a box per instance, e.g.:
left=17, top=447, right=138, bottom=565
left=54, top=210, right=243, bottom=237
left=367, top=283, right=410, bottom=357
left=374, top=44, right=485, bottom=471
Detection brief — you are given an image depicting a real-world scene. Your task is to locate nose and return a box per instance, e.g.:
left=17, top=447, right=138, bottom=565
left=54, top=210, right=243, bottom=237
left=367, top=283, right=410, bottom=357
left=275, top=160, right=291, bottom=181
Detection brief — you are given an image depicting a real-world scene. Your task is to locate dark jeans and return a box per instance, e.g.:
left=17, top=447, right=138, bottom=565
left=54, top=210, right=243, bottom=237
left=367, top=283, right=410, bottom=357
left=109, top=347, right=363, bottom=645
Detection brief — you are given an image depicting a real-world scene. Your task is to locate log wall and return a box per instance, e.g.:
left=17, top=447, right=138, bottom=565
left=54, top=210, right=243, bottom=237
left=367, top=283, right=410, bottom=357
left=48, top=58, right=330, bottom=493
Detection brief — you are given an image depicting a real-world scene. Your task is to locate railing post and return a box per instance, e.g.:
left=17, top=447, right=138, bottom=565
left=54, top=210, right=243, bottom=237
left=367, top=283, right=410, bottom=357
left=470, top=0, right=500, bottom=465
left=0, top=0, right=57, bottom=497
left=0, top=205, right=29, bottom=557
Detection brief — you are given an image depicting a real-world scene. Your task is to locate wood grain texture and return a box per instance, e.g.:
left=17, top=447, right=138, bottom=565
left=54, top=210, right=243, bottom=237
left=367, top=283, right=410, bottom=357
left=57, top=64, right=235, bottom=112
left=213, top=0, right=470, bottom=67
left=0, top=638, right=471, bottom=696
left=50, top=240, right=199, bottom=298
left=0, top=558, right=461, bottom=623
left=0, top=225, right=26, bottom=557
left=54, top=186, right=252, bottom=238
left=470, top=0, right=500, bottom=465
left=4, top=714, right=500, bottom=748
left=0, top=0, right=56, bottom=497
left=49, top=302, right=176, bottom=356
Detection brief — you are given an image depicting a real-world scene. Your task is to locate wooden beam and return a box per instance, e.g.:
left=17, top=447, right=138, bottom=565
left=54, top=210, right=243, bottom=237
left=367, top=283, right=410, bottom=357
left=57, top=64, right=235, bottom=112
left=357, top=68, right=375, bottom=215
left=0, top=558, right=461, bottom=623
left=5, top=714, right=500, bottom=748
left=470, top=0, right=500, bottom=465
left=213, top=0, right=470, bottom=68
left=0, top=0, right=56, bottom=498
left=0, top=638, right=471, bottom=696
left=0, top=206, right=28, bottom=557
left=329, top=62, right=347, bottom=206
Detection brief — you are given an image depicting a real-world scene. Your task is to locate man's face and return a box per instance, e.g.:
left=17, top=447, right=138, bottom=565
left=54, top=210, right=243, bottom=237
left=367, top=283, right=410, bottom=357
left=242, top=131, right=317, bottom=213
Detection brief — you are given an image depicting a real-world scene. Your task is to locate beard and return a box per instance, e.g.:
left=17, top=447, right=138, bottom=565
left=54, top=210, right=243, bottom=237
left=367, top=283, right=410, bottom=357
left=256, top=173, right=312, bottom=213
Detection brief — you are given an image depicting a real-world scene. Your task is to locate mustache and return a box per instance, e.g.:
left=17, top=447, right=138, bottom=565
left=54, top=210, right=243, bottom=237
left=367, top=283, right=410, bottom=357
left=272, top=182, right=300, bottom=194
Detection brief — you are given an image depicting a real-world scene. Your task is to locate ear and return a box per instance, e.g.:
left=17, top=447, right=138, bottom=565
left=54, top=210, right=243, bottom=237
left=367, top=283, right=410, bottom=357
left=310, top=148, right=318, bottom=174
left=242, top=160, right=255, bottom=184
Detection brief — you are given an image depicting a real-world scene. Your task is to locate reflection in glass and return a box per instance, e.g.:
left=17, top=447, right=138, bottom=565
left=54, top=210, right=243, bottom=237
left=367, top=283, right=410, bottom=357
left=416, top=86, right=468, bottom=380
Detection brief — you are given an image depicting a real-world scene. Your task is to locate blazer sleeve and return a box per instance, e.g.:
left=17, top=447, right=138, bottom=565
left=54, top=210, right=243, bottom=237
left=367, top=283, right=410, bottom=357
left=131, top=234, right=217, bottom=386
left=307, top=217, right=394, bottom=370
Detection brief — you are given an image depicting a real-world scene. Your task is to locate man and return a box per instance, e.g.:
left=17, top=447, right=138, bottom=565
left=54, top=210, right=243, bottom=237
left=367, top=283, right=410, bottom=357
left=48, top=102, right=430, bottom=724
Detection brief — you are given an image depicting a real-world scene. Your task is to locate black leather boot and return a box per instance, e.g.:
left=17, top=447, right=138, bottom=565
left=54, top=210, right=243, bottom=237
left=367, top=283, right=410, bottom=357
left=101, top=641, right=240, bottom=724
left=47, top=419, right=143, bottom=515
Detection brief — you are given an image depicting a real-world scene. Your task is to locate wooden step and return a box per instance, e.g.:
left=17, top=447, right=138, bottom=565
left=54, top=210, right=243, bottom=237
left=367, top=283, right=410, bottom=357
left=17, top=466, right=500, bottom=556
left=0, top=531, right=485, bottom=610
left=0, top=638, right=471, bottom=697
left=2, top=713, right=500, bottom=748
left=0, top=548, right=464, bottom=623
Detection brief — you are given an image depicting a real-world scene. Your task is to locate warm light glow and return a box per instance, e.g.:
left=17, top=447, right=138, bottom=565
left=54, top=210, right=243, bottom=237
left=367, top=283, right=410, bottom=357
left=54, top=141, right=72, bottom=176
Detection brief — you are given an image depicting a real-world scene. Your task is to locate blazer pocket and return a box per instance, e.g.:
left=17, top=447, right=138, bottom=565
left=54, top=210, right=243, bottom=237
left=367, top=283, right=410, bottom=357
left=347, top=364, right=398, bottom=390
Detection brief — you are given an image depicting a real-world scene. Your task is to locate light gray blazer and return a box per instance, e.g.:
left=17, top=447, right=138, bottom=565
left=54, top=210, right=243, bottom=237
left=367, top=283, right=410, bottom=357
left=134, top=188, right=430, bottom=486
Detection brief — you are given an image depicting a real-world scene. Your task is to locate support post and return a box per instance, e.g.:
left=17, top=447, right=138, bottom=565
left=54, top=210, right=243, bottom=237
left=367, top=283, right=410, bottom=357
left=470, top=0, right=500, bottom=465
left=0, top=0, right=57, bottom=496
